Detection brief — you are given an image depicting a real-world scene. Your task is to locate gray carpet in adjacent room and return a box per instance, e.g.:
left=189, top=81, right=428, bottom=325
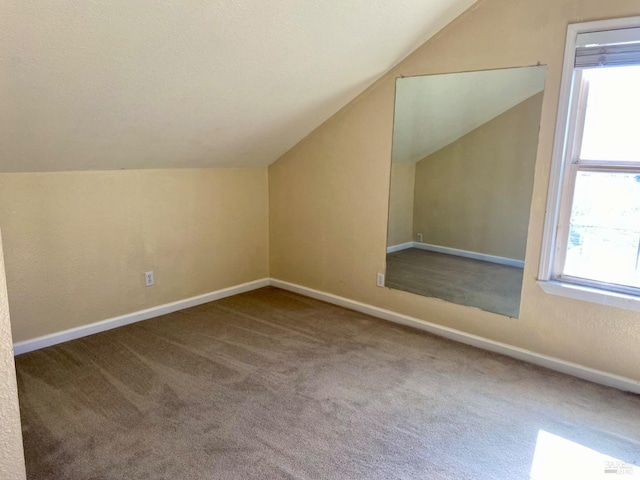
left=15, top=287, right=640, bottom=479
left=386, top=248, right=523, bottom=318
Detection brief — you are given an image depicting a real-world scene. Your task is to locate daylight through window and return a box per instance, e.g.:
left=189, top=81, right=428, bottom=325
left=540, top=18, right=640, bottom=307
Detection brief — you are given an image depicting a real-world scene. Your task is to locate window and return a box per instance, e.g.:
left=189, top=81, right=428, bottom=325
left=539, top=17, right=640, bottom=310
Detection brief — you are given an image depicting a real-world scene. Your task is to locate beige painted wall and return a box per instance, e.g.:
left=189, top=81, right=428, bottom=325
left=0, top=229, right=27, bottom=480
left=0, top=168, right=269, bottom=342
left=386, top=162, right=416, bottom=247
left=269, top=0, right=640, bottom=381
left=413, top=93, right=543, bottom=260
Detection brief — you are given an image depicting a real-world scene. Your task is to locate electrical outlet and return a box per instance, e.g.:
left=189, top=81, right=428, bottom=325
left=417, top=233, right=423, bottom=243
left=376, top=272, right=385, bottom=287
left=145, top=271, right=154, bottom=287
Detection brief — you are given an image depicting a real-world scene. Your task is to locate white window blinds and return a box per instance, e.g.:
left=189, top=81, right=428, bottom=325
left=575, top=27, right=640, bottom=68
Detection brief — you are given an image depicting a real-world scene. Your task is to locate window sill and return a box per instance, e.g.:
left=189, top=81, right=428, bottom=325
left=537, top=279, right=640, bottom=312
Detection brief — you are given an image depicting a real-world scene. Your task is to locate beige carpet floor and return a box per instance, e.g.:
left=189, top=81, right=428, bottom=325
left=386, top=248, right=523, bottom=318
left=15, top=287, right=640, bottom=479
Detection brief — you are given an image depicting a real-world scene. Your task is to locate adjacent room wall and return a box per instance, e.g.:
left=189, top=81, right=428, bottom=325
left=0, top=229, right=26, bottom=480
left=0, top=168, right=269, bottom=342
left=413, top=93, right=543, bottom=261
left=386, top=162, right=416, bottom=247
left=269, top=0, right=640, bottom=381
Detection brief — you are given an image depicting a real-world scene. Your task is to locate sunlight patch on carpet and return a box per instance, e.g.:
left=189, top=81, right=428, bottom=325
left=530, top=430, right=638, bottom=480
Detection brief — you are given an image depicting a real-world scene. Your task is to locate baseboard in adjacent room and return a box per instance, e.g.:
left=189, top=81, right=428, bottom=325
left=387, top=241, right=525, bottom=268
left=386, top=242, right=414, bottom=254
left=13, top=278, right=270, bottom=355
left=14, top=276, right=639, bottom=394
left=270, top=278, right=640, bottom=394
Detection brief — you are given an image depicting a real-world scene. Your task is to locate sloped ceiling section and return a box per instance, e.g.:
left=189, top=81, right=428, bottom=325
left=0, top=0, right=477, bottom=172
left=392, top=66, right=547, bottom=164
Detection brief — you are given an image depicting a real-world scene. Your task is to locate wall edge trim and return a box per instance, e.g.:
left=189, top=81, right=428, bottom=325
left=269, top=278, right=640, bottom=394
left=13, top=278, right=270, bottom=355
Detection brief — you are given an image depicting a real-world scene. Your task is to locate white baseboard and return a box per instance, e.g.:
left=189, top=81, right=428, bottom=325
left=411, top=242, right=525, bottom=268
left=13, top=278, right=270, bottom=355
left=386, top=242, right=414, bottom=254
left=270, top=279, right=640, bottom=394
left=14, top=276, right=639, bottom=394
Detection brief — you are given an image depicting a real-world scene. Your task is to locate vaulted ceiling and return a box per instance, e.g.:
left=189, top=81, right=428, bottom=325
left=392, top=66, right=547, bottom=164
left=0, top=0, right=477, bottom=172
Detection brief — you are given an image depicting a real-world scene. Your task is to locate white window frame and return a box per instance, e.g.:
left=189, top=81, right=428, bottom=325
left=538, top=16, right=640, bottom=312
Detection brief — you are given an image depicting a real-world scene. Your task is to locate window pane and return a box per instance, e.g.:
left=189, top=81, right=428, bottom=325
left=564, top=171, right=640, bottom=288
left=580, top=65, right=640, bottom=162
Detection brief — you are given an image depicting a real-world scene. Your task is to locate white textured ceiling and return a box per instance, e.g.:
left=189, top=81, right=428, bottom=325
left=392, top=66, right=547, bottom=164
left=0, top=0, right=476, bottom=172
